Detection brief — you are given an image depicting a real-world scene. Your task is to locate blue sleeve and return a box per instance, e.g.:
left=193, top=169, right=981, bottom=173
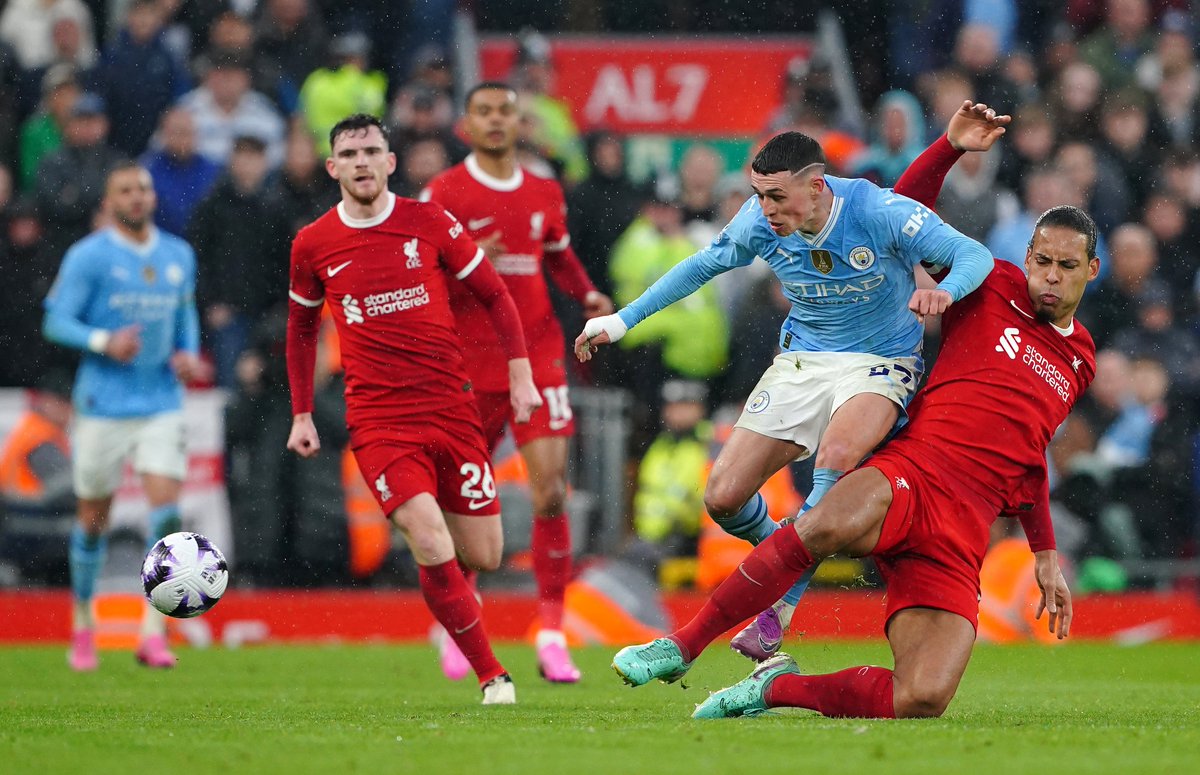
left=877, top=189, right=992, bottom=302
left=616, top=199, right=760, bottom=330
left=175, top=247, right=200, bottom=354
left=42, top=246, right=100, bottom=352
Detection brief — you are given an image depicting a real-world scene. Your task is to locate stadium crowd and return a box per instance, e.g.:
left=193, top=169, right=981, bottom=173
left=1, top=0, right=1198, bottom=593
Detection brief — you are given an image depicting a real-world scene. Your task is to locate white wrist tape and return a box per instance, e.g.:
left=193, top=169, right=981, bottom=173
left=583, top=314, right=628, bottom=344
left=87, top=329, right=111, bottom=354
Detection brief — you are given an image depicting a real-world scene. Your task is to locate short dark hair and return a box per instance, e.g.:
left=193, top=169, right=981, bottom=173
left=106, top=157, right=144, bottom=182
left=465, top=81, right=516, bottom=109
left=329, top=113, right=387, bottom=153
left=1030, top=205, right=1099, bottom=260
left=751, top=132, right=826, bottom=176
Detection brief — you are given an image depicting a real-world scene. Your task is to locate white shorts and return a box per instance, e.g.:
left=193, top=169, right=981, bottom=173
left=72, top=412, right=188, bottom=499
left=734, top=352, right=921, bottom=460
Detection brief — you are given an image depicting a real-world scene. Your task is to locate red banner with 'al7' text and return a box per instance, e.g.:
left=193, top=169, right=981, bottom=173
left=480, top=36, right=812, bottom=137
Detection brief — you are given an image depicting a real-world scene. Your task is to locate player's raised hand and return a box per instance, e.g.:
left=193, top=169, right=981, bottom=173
left=286, top=413, right=321, bottom=458
left=476, top=231, right=507, bottom=261
left=574, top=313, right=628, bottom=362
left=946, top=100, right=1010, bottom=153
left=1034, top=549, right=1073, bottom=639
left=908, top=288, right=953, bottom=323
left=507, top=358, right=543, bottom=423
left=582, top=290, right=614, bottom=318
left=105, top=324, right=142, bottom=363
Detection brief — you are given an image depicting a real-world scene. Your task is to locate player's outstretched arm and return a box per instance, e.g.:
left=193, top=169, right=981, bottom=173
left=1034, top=550, right=1072, bottom=640
left=946, top=100, right=1010, bottom=152
left=574, top=313, right=627, bottom=361
left=286, top=412, right=321, bottom=458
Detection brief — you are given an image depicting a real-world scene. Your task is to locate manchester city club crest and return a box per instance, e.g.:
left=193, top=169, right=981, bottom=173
left=810, top=249, right=833, bottom=274
left=849, top=246, right=876, bottom=270
left=747, top=390, right=771, bottom=414
left=142, top=266, right=157, bottom=284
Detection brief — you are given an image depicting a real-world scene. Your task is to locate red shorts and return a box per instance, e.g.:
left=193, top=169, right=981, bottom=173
left=350, top=410, right=500, bottom=517
left=474, top=382, right=575, bottom=452
left=864, top=447, right=994, bottom=632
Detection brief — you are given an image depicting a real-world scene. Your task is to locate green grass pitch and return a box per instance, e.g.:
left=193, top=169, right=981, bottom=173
left=2, top=641, right=1197, bottom=774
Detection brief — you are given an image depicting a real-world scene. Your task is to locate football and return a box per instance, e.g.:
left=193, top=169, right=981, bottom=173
left=141, top=532, right=229, bottom=618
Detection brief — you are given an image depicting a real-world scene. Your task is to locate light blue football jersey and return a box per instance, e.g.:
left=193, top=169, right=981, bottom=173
left=617, top=176, right=994, bottom=367
left=44, top=227, right=200, bottom=418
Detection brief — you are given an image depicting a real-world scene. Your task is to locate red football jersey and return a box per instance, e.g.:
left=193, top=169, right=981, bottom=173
left=423, top=155, right=572, bottom=392
left=894, top=259, right=1096, bottom=511
left=288, top=193, right=485, bottom=429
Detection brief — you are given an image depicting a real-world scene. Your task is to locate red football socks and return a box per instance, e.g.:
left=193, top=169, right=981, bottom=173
left=670, top=526, right=814, bottom=662
left=765, top=665, right=896, bottom=718
left=419, top=560, right=504, bottom=684
left=532, top=514, right=571, bottom=631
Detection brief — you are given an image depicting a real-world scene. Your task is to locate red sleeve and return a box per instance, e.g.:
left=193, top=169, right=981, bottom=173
left=1004, top=465, right=1057, bottom=553
left=544, top=244, right=597, bottom=302
left=286, top=232, right=323, bottom=415
left=892, top=134, right=964, bottom=211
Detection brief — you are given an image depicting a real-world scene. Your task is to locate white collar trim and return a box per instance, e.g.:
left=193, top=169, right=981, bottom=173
left=338, top=192, right=396, bottom=228
left=465, top=153, right=523, bottom=192
left=797, top=191, right=842, bottom=248
left=109, top=226, right=159, bottom=257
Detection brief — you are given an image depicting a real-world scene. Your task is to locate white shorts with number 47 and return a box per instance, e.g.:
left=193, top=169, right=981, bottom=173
left=734, top=351, right=921, bottom=460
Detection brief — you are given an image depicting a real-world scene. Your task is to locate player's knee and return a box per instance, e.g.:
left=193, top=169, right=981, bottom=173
left=813, top=439, right=858, bottom=471
left=792, top=518, right=847, bottom=558
left=893, top=683, right=953, bottom=719
left=462, top=544, right=502, bottom=572
left=530, top=477, right=567, bottom=515
left=703, top=478, right=746, bottom=520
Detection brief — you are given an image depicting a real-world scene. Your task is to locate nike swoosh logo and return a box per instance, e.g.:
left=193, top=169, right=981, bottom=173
left=328, top=260, right=352, bottom=277
left=454, top=618, right=480, bottom=635
left=467, top=217, right=495, bottom=231
left=467, top=498, right=495, bottom=511
left=1009, top=299, right=1035, bottom=320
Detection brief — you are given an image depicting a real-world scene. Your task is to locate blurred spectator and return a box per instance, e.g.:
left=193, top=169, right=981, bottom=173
left=629, top=379, right=713, bottom=584
left=298, top=32, right=387, bottom=157
left=0, top=197, right=73, bottom=386
left=1077, top=0, right=1157, bottom=91
left=996, top=102, right=1058, bottom=193
left=1099, top=88, right=1160, bottom=207
left=12, top=8, right=96, bottom=117
left=1142, top=190, right=1199, bottom=315
left=17, top=64, right=79, bottom=191
left=1081, top=223, right=1161, bottom=344
left=225, top=309, right=349, bottom=586
left=188, top=134, right=290, bottom=387
left=95, top=0, right=192, bottom=157
left=1158, top=149, right=1200, bottom=210
left=566, top=130, right=643, bottom=298
left=396, top=136, right=449, bottom=199
left=718, top=274, right=792, bottom=409
left=950, top=22, right=1022, bottom=110
left=933, top=143, right=1015, bottom=242
left=33, top=91, right=121, bottom=256
left=387, top=44, right=455, bottom=133
left=609, top=195, right=729, bottom=424
left=0, top=369, right=74, bottom=584
left=1110, top=280, right=1200, bottom=396
left=176, top=48, right=286, bottom=168
left=1050, top=60, right=1104, bottom=144
left=658, top=144, right=724, bottom=225
left=140, top=106, right=221, bottom=236
left=851, top=89, right=926, bottom=187
left=272, top=120, right=338, bottom=236
left=917, top=68, right=975, bottom=142
left=511, top=29, right=588, bottom=184
left=254, top=0, right=328, bottom=95
left=767, top=50, right=861, bottom=138
left=1055, top=140, right=1133, bottom=234
left=205, top=10, right=293, bottom=114
left=387, top=84, right=467, bottom=166
left=0, top=0, right=96, bottom=72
